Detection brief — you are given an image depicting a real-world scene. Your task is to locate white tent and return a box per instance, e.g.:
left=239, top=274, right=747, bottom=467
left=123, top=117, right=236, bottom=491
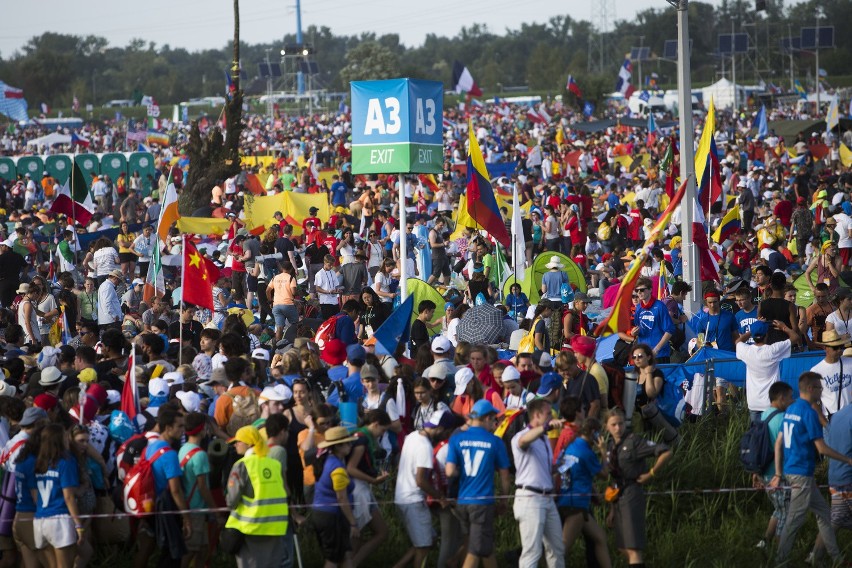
left=701, top=78, right=747, bottom=111
left=26, top=132, right=71, bottom=147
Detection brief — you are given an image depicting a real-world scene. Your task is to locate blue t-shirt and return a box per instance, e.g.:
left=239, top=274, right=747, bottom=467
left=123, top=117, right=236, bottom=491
left=14, top=454, right=37, bottom=513
left=556, top=437, right=601, bottom=510
left=34, top=455, right=79, bottom=518
left=334, top=314, right=357, bottom=346
left=326, top=370, right=364, bottom=407
left=671, top=248, right=682, bottom=278
left=735, top=307, right=758, bottom=344
left=330, top=181, right=348, bottom=206
left=541, top=271, right=567, bottom=301
left=691, top=310, right=738, bottom=351
left=634, top=300, right=676, bottom=357
left=760, top=407, right=786, bottom=479
left=506, top=292, right=529, bottom=316
left=606, top=192, right=620, bottom=210
left=781, top=398, right=824, bottom=477
left=825, top=404, right=852, bottom=487
left=446, top=426, right=510, bottom=505
left=144, top=440, right=182, bottom=496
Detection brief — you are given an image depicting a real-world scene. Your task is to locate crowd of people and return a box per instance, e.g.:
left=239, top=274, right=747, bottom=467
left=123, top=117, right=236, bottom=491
left=0, top=97, right=848, bottom=568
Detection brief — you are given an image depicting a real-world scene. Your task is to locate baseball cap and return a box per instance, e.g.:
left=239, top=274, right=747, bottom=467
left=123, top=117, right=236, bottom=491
left=132, top=278, right=144, bottom=286
left=251, top=348, right=270, bottom=362
left=469, top=399, right=498, bottom=419
left=148, top=378, right=169, bottom=397
left=163, top=371, right=184, bottom=386
left=360, top=363, right=380, bottom=380
left=453, top=367, right=474, bottom=395
left=259, top=386, right=286, bottom=403
left=500, top=365, right=521, bottom=383
left=321, top=339, right=347, bottom=366
left=534, top=350, right=553, bottom=370
left=175, top=391, right=201, bottom=413
left=346, top=344, right=366, bottom=364
left=424, top=409, right=458, bottom=429
left=749, top=320, right=769, bottom=338
left=431, top=336, right=452, bottom=354
left=19, top=407, right=48, bottom=427
left=536, top=372, right=562, bottom=397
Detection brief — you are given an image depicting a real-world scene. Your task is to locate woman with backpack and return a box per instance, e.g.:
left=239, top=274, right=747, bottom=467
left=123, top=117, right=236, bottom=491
left=31, top=423, right=84, bottom=568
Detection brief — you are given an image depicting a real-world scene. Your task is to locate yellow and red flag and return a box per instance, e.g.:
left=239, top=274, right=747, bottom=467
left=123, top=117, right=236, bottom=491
left=593, top=251, right=645, bottom=337
left=182, top=240, right=221, bottom=311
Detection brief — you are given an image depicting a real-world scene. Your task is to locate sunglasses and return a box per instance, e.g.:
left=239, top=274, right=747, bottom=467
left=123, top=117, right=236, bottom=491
left=632, top=354, right=646, bottom=359
left=635, top=288, right=649, bottom=293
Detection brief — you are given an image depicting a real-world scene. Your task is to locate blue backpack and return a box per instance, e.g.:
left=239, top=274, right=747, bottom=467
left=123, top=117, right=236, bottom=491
left=739, top=409, right=782, bottom=474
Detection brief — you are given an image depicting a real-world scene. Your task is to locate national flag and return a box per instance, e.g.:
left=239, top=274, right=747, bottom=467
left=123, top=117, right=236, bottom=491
left=442, top=117, right=457, bottom=130
left=146, top=130, right=169, bottom=147
left=494, top=99, right=511, bottom=118
left=470, top=99, right=484, bottom=108
left=245, top=173, right=266, bottom=195
left=466, top=120, right=510, bottom=248
left=72, top=94, right=79, bottom=113
left=126, top=121, right=147, bottom=143
left=566, top=75, right=583, bottom=98
left=826, top=95, right=839, bottom=133
left=70, top=133, right=90, bottom=148
left=615, top=58, right=636, bottom=98
left=452, top=61, right=482, bottom=96
left=526, top=108, right=546, bottom=124
left=225, top=70, right=236, bottom=98
left=157, top=171, right=180, bottom=242
left=583, top=101, right=595, bottom=118
left=794, top=80, right=807, bottom=99
left=692, top=221, right=720, bottom=282
left=593, top=251, right=645, bottom=336
left=59, top=306, right=72, bottom=345
left=638, top=91, right=651, bottom=103
left=752, top=105, right=768, bottom=139
left=555, top=127, right=565, bottom=147
left=537, top=104, right=551, bottom=124
left=147, top=116, right=161, bottom=130
left=121, top=346, right=140, bottom=424
left=510, top=185, right=526, bottom=279
left=694, top=99, right=722, bottom=217
left=50, top=178, right=94, bottom=226
left=646, top=112, right=657, bottom=147
left=712, top=205, right=741, bottom=243
left=40, top=102, right=49, bottom=114
left=308, top=153, right=319, bottom=181
left=373, top=293, right=414, bottom=356
left=418, top=174, right=439, bottom=194
left=661, top=135, right=680, bottom=198
left=0, top=81, right=28, bottom=122
left=143, top=233, right=164, bottom=304
left=182, top=240, right=221, bottom=311
left=644, top=177, right=687, bottom=246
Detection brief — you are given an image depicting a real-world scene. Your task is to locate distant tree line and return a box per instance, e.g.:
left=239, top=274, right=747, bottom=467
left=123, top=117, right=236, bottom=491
left=1, top=0, right=849, bottom=111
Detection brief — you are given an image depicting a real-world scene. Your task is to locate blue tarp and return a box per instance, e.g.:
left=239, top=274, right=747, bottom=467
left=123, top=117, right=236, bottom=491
left=485, top=161, right=518, bottom=179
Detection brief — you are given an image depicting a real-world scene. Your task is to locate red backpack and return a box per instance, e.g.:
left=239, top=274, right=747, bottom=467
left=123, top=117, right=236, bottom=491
left=123, top=443, right=173, bottom=517
left=314, top=313, right=343, bottom=349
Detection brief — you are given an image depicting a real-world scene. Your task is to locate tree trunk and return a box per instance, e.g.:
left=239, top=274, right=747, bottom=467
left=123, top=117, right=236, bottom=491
left=180, top=0, right=243, bottom=214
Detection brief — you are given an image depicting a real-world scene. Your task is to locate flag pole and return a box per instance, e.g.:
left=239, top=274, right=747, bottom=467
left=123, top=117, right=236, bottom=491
left=398, top=174, right=408, bottom=302
left=179, top=234, right=185, bottom=366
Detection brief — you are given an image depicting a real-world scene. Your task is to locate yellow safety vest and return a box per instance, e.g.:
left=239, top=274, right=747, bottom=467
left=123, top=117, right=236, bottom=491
left=225, top=455, right=289, bottom=536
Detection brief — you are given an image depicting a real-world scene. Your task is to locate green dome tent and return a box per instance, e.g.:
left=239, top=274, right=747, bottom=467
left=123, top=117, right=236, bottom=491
left=501, top=251, right=587, bottom=304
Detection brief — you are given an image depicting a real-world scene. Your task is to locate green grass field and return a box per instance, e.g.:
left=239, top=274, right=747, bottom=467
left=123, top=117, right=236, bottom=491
left=91, top=409, right=850, bottom=567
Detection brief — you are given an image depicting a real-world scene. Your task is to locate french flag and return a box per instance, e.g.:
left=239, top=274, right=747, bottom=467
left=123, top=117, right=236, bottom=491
left=615, top=59, right=636, bottom=98
left=452, top=61, right=482, bottom=96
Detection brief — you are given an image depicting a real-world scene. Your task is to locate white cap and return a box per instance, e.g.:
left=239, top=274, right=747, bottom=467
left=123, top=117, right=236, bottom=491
left=501, top=365, right=521, bottom=383
left=176, top=391, right=201, bottom=413
left=525, top=305, right=537, bottom=320
left=454, top=367, right=474, bottom=396
left=148, top=378, right=169, bottom=397
left=163, top=371, right=184, bottom=386
left=431, top=336, right=452, bottom=354
left=259, top=385, right=286, bottom=403
left=251, top=348, right=270, bottom=362
left=106, top=390, right=121, bottom=405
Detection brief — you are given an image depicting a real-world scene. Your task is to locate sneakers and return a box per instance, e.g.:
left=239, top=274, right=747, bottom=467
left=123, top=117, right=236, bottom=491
left=755, top=539, right=767, bottom=549
left=804, top=551, right=814, bottom=565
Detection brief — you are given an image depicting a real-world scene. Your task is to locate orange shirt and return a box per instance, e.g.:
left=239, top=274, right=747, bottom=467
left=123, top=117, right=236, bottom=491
left=296, top=428, right=325, bottom=486
left=213, top=385, right=254, bottom=427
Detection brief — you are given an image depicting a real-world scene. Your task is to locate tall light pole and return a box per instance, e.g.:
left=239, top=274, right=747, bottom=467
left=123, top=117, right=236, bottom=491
left=815, top=6, right=824, bottom=112
left=669, top=0, right=700, bottom=315
left=295, top=0, right=305, bottom=95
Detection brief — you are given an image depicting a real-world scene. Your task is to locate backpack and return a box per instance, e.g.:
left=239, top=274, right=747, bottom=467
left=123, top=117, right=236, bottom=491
left=518, top=317, right=541, bottom=354
left=123, top=442, right=173, bottom=517
left=314, top=313, right=343, bottom=350
left=597, top=221, right=612, bottom=241
left=225, top=390, right=261, bottom=437
left=180, top=447, right=203, bottom=503
left=739, top=409, right=783, bottom=475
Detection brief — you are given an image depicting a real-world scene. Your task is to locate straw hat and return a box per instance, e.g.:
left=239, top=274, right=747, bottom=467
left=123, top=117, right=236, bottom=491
left=818, top=329, right=850, bottom=348
left=318, top=426, right=358, bottom=449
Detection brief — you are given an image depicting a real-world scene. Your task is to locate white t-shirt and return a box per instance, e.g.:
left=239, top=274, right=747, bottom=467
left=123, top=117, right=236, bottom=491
left=373, top=272, right=393, bottom=303
left=809, top=358, right=852, bottom=417
left=394, top=431, right=433, bottom=504
left=833, top=213, right=852, bottom=249
left=826, top=310, right=852, bottom=336
left=736, top=339, right=791, bottom=411
left=314, top=268, right=341, bottom=305
left=362, top=394, right=398, bottom=456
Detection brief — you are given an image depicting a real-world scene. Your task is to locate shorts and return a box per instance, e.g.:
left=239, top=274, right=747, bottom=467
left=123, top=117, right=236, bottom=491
left=119, top=252, right=136, bottom=264
left=558, top=506, right=591, bottom=524
left=430, top=255, right=451, bottom=279
left=184, top=513, right=209, bottom=552
left=397, top=502, right=433, bottom=548
left=455, top=504, right=495, bottom=557
left=311, top=510, right=350, bottom=564
left=352, top=479, right=377, bottom=530
left=272, top=304, right=298, bottom=329
left=830, top=488, right=852, bottom=529
left=33, top=515, right=76, bottom=550
left=12, top=511, right=35, bottom=550
left=246, top=274, right=258, bottom=293
left=767, top=486, right=791, bottom=535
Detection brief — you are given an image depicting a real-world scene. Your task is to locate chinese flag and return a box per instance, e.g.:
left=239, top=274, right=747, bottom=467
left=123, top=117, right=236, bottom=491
left=182, top=240, right=220, bottom=311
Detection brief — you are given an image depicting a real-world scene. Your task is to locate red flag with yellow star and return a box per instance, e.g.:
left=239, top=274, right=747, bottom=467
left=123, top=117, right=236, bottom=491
left=182, top=240, right=220, bottom=311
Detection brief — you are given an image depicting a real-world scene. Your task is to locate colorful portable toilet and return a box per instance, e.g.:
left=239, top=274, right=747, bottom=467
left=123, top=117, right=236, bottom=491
left=126, top=152, right=156, bottom=196
left=98, top=153, right=127, bottom=185
left=0, top=157, right=15, bottom=183
left=74, top=154, right=100, bottom=190
left=13, top=156, right=44, bottom=182
left=44, top=154, right=73, bottom=185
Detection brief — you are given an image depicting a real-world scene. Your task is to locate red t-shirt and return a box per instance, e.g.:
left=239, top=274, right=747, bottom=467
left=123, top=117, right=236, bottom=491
left=730, top=242, right=751, bottom=269
left=773, top=200, right=793, bottom=227
left=229, top=242, right=246, bottom=272
left=302, top=216, right=321, bottom=234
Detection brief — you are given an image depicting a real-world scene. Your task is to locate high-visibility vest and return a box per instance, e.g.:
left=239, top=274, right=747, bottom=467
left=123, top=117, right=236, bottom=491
left=225, top=455, right=289, bottom=536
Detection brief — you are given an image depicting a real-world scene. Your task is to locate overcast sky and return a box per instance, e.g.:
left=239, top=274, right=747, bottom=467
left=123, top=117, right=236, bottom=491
left=1, top=0, right=804, bottom=57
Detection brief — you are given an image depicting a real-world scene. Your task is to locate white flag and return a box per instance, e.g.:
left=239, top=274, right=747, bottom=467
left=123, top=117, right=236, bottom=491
left=511, top=186, right=526, bottom=280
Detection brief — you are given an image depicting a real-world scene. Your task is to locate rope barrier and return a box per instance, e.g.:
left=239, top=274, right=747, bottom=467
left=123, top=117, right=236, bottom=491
left=53, top=482, right=828, bottom=520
